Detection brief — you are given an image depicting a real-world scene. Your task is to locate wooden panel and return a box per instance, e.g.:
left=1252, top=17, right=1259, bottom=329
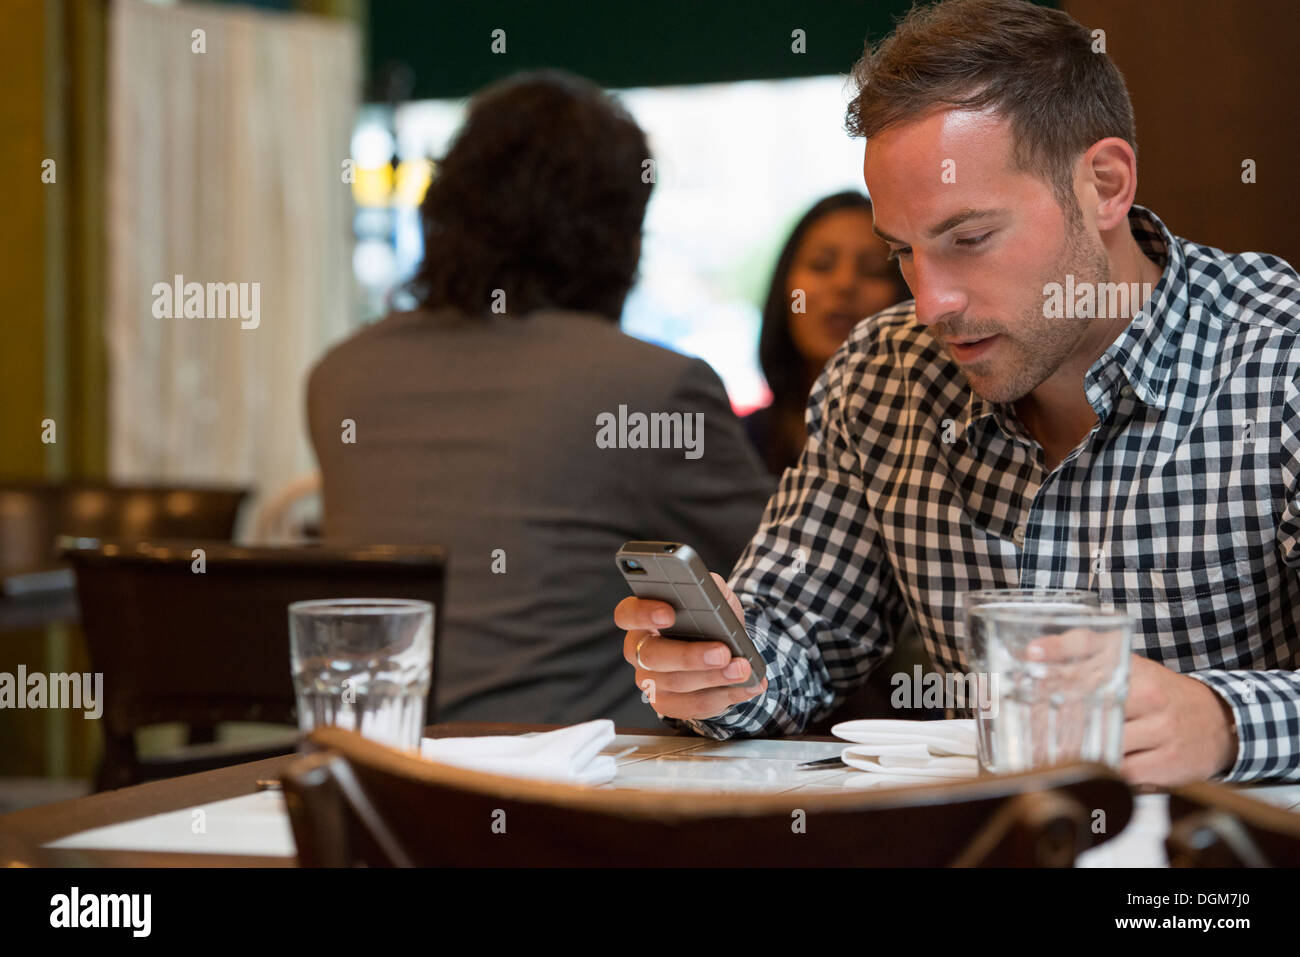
left=1065, top=0, right=1300, bottom=268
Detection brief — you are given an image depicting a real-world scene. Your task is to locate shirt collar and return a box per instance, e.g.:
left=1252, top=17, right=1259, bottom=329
left=1087, top=203, right=1183, bottom=412
left=958, top=203, right=1182, bottom=439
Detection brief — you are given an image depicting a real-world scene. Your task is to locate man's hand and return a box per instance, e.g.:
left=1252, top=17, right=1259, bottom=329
left=1122, top=654, right=1238, bottom=787
left=615, top=572, right=768, bottom=720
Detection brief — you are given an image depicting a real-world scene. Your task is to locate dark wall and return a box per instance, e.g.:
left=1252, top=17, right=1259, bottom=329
left=369, top=0, right=928, bottom=101
left=1065, top=0, right=1300, bottom=269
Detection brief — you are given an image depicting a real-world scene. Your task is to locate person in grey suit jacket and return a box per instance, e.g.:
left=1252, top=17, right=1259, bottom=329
left=307, top=70, right=774, bottom=727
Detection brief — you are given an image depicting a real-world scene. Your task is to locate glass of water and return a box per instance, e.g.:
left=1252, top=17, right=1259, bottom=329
left=959, top=589, right=1100, bottom=774
left=973, top=606, right=1132, bottom=773
left=289, top=598, right=433, bottom=752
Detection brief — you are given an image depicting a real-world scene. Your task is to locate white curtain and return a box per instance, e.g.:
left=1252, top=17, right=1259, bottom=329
left=107, top=0, right=358, bottom=537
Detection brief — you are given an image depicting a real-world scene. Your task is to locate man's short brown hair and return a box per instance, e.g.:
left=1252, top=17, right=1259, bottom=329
left=845, top=0, right=1137, bottom=215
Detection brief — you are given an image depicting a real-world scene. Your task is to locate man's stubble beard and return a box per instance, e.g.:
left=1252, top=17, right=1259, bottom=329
left=961, top=210, right=1111, bottom=404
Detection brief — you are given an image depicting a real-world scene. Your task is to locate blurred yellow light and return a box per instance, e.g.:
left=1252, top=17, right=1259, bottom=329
left=352, top=164, right=394, bottom=207
left=395, top=159, right=434, bottom=207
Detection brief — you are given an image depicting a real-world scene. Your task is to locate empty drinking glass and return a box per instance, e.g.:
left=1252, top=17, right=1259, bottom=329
left=959, top=588, right=1100, bottom=773
left=973, top=606, right=1132, bottom=773
left=289, top=598, right=433, bottom=751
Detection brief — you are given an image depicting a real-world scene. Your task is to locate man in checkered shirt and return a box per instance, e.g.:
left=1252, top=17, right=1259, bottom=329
left=617, top=0, right=1300, bottom=786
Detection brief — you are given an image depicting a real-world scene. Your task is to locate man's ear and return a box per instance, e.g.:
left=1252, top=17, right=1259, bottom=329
left=1081, top=137, right=1138, bottom=232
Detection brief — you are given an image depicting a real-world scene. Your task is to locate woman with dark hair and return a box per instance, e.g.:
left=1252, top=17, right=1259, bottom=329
left=744, top=191, right=931, bottom=726
left=747, top=191, right=911, bottom=474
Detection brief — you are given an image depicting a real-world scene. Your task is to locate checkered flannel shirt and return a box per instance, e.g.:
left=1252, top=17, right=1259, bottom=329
left=674, top=205, right=1300, bottom=783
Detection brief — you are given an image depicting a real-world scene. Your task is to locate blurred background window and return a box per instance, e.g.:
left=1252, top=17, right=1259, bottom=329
left=350, top=76, right=867, bottom=415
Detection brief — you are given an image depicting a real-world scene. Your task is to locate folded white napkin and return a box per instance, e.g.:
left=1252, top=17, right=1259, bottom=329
left=831, top=719, right=979, bottom=788
left=419, top=719, right=617, bottom=786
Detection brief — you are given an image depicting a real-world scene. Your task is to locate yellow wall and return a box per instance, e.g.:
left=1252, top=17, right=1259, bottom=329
left=0, top=0, right=105, bottom=779
left=0, top=0, right=49, bottom=479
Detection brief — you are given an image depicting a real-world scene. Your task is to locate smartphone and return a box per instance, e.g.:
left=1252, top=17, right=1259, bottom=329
left=615, top=541, right=765, bottom=687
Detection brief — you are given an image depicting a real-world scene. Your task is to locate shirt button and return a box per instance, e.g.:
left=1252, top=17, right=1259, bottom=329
left=1012, top=525, right=1026, bottom=546
left=1119, top=384, right=1134, bottom=398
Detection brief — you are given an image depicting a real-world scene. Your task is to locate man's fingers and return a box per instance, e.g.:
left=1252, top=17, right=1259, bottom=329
left=1120, top=744, right=1190, bottom=789
left=623, top=631, right=736, bottom=672
left=1025, top=625, right=1123, bottom=662
left=1122, top=654, right=1165, bottom=718
left=644, top=679, right=769, bottom=720
left=614, top=595, right=676, bottom=632
left=710, top=571, right=745, bottom=622
left=1119, top=748, right=1161, bottom=787
left=635, top=660, right=753, bottom=695
left=620, top=573, right=764, bottom=721
left=1122, top=712, right=1165, bottom=754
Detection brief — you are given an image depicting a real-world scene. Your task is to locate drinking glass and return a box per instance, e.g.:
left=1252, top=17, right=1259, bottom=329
left=289, top=598, right=433, bottom=751
left=959, top=589, right=1100, bottom=773
left=973, top=606, right=1132, bottom=773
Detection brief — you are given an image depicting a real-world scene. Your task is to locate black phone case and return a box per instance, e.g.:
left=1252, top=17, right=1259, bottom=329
left=615, top=541, right=766, bottom=686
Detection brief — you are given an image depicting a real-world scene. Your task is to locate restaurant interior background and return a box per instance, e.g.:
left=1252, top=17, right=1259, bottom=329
left=0, top=0, right=1296, bottom=809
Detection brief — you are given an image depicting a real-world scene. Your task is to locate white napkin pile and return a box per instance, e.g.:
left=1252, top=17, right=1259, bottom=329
left=419, top=719, right=617, bottom=786
left=831, top=719, right=979, bottom=789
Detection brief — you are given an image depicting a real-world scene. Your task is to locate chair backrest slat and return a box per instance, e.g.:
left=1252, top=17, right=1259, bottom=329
left=285, top=726, right=1134, bottom=867
left=1168, top=782, right=1300, bottom=867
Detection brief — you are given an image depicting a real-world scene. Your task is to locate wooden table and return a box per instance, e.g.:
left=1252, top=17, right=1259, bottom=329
left=0, top=722, right=742, bottom=867
left=8, top=721, right=1294, bottom=868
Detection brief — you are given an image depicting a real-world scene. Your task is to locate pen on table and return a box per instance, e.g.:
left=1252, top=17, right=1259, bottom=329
left=796, top=756, right=847, bottom=770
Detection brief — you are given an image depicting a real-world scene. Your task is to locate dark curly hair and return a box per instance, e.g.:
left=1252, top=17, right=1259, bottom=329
left=410, top=69, right=654, bottom=320
left=758, top=191, right=909, bottom=419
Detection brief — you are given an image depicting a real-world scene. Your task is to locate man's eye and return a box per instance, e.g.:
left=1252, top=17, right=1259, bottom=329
left=886, top=247, right=911, bottom=263
left=955, top=232, right=992, bottom=248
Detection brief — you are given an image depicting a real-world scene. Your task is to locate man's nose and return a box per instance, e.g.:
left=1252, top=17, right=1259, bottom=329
left=910, top=257, right=965, bottom=327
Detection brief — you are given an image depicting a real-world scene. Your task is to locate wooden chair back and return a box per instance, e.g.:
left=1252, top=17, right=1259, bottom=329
left=62, top=540, right=447, bottom=790
left=284, top=726, right=1135, bottom=867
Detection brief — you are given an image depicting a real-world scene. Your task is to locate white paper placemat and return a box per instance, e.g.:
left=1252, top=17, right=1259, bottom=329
left=47, top=790, right=297, bottom=858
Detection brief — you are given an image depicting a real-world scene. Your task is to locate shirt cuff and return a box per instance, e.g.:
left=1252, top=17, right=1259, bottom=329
left=660, top=709, right=751, bottom=741
left=1186, top=670, right=1300, bottom=783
